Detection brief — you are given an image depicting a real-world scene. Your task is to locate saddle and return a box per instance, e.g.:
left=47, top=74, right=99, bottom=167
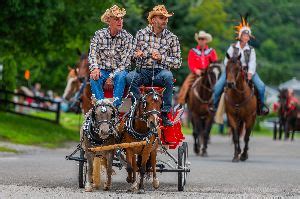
left=241, top=66, right=264, bottom=115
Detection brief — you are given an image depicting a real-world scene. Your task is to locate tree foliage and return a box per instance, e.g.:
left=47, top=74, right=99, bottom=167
left=0, top=0, right=299, bottom=92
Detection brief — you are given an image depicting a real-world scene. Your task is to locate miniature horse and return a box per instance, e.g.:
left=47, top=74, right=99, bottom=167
left=187, top=62, right=221, bottom=156
left=119, top=87, right=164, bottom=193
left=82, top=99, right=119, bottom=191
left=224, top=53, right=257, bottom=162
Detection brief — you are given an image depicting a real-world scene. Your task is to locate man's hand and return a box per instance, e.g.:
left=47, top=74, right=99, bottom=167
left=151, top=50, right=162, bottom=61
left=135, top=50, right=144, bottom=58
left=90, top=68, right=100, bottom=80
left=247, top=73, right=253, bottom=80
left=104, top=77, right=113, bottom=90
left=195, top=69, right=203, bottom=76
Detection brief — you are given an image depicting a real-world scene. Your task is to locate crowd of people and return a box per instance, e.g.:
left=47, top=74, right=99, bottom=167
left=14, top=82, right=64, bottom=113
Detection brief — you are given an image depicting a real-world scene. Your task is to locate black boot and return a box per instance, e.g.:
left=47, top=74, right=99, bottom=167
left=258, top=102, right=269, bottom=116
left=161, top=112, right=173, bottom=126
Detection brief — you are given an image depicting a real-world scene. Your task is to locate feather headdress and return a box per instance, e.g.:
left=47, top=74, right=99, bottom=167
left=235, top=13, right=255, bottom=40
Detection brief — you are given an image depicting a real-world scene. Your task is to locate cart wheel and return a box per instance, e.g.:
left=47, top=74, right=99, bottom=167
left=78, top=149, right=86, bottom=188
left=178, top=142, right=188, bottom=191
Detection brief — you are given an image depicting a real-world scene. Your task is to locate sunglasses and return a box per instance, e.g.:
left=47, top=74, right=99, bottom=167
left=198, top=38, right=206, bottom=40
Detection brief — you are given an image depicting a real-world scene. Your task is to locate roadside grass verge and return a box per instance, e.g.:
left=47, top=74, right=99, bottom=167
left=0, top=111, right=80, bottom=148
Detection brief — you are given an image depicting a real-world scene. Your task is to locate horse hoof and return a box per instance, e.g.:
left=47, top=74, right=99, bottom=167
left=201, top=151, right=208, bottom=157
left=240, top=153, right=248, bottom=161
left=130, top=181, right=138, bottom=192
left=85, top=186, right=93, bottom=192
left=126, top=177, right=132, bottom=183
left=103, top=182, right=111, bottom=191
left=232, top=157, right=239, bottom=163
left=152, top=178, right=160, bottom=189
left=194, top=146, right=200, bottom=155
left=137, top=189, right=145, bottom=194
left=92, top=183, right=100, bottom=190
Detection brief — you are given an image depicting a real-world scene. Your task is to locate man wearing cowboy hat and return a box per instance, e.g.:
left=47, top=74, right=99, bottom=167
left=213, top=15, right=269, bottom=115
left=177, top=30, right=218, bottom=105
left=88, top=5, right=133, bottom=108
left=126, top=5, right=181, bottom=126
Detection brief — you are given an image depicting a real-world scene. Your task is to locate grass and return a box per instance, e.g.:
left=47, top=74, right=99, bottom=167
left=0, top=110, right=298, bottom=149
left=0, top=111, right=80, bottom=148
left=0, top=146, right=18, bottom=153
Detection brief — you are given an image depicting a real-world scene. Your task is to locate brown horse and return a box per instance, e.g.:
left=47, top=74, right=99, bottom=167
left=118, top=87, right=163, bottom=193
left=187, top=63, right=221, bottom=156
left=275, top=89, right=288, bottom=140
left=276, top=89, right=300, bottom=141
left=62, top=54, right=92, bottom=114
left=224, top=53, right=257, bottom=162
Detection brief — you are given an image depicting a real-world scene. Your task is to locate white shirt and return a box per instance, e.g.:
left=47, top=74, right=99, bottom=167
left=224, top=41, right=257, bottom=75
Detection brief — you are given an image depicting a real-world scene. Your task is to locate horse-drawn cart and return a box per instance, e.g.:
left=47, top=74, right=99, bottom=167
left=66, top=87, right=190, bottom=191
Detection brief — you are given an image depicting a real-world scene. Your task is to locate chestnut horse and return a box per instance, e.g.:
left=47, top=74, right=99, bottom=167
left=118, top=87, right=163, bottom=193
left=187, top=63, right=221, bottom=156
left=62, top=54, right=92, bottom=114
left=224, top=53, right=257, bottom=162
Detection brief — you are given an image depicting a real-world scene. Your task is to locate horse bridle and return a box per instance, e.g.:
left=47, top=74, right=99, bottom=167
left=86, top=102, right=119, bottom=144
left=225, top=60, right=255, bottom=113
left=125, top=89, right=162, bottom=142
left=192, top=68, right=216, bottom=104
left=139, top=89, right=163, bottom=120
left=226, top=61, right=247, bottom=94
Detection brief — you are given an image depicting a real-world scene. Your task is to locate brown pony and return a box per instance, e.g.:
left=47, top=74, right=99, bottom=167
left=187, top=63, right=221, bottom=156
left=62, top=54, right=92, bottom=114
left=224, top=53, right=257, bottom=162
left=118, top=87, right=164, bottom=193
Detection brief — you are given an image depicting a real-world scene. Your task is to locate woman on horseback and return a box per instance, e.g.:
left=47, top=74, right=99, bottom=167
left=177, top=30, right=218, bottom=106
left=213, top=14, right=269, bottom=115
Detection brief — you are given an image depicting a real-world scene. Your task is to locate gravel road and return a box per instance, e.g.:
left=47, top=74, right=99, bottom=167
left=0, top=135, right=299, bottom=198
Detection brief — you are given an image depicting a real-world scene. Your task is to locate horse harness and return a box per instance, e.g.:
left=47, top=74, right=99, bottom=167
left=82, top=102, right=119, bottom=146
left=124, top=89, right=162, bottom=145
left=192, top=72, right=214, bottom=104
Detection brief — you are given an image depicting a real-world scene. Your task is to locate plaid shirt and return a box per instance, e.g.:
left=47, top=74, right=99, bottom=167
left=88, top=28, right=133, bottom=72
left=134, top=25, right=181, bottom=70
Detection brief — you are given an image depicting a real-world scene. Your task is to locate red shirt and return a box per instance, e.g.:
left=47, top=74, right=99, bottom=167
left=287, top=96, right=299, bottom=111
left=188, top=45, right=218, bottom=73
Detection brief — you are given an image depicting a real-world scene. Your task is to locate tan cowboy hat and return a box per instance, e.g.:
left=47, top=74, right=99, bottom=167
left=147, top=5, right=173, bottom=23
left=100, top=5, right=126, bottom=24
left=194, top=30, right=213, bottom=43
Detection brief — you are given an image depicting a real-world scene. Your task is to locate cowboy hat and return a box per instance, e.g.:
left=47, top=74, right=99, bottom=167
left=194, top=30, right=213, bottom=43
left=100, top=5, right=126, bottom=24
left=147, top=5, right=173, bottom=23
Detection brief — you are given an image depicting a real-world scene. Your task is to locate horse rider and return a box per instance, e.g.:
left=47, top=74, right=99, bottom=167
left=213, top=15, right=269, bottom=115
left=177, top=30, right=218, bottom=106
left=287, top=88, right=299, bottom=112
left=126, top=5, right=182, bottom=126
left=88, top=5, right=133, bottom=108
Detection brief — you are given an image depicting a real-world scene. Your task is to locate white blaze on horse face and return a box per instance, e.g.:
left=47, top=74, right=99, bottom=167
left=63, top=77, right=78, bottom=100
left=95, top=104, right=113, bottom=139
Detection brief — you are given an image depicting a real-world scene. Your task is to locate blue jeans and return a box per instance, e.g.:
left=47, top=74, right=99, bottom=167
left=126, top=68, right=173, bottom=113
left=213, top=72, right=265, bottom=108
left=90, top=69, right=127, bottom=107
